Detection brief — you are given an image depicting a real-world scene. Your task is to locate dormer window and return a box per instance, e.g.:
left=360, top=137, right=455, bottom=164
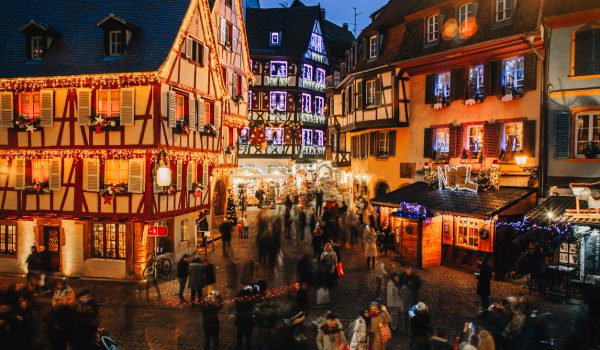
left=97, top=13, right=136, bottom=57
left=369, top=34, right=378, bottom=58
left=19, top=20, right=54, bottom=61
left=458, top=2, right=474, bottom=33
left=309, top=33, right=324, bottom=54
left=270, top=32, right=281, bottom=46
left=495, top=0, right=512, bottom=22
left=109, top=30, right=123, bottom=56
left=31, top=36, right=45, bottom=60
left=426, top=14, right=440, bottom=43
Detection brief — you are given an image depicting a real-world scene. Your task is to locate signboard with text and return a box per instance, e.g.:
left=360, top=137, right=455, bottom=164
left=148, top=226, right=168, bottom=237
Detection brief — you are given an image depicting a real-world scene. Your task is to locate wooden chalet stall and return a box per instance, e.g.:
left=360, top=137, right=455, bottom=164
left=372, top=179, right=537, bottom=271
left=0, top=0, right=249, bottom=279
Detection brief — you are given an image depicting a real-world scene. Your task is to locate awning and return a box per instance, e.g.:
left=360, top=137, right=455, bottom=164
left=525, top=195, right=600, bottom=227
left=371, top=182, right=536, bottom=219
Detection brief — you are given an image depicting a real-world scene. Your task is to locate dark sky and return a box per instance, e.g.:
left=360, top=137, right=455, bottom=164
left=257, top=0, right=388, bottom=36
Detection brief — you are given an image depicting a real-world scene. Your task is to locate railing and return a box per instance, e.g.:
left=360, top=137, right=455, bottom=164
left=264, top=76, right=292, bottom=87
left=299, top=113, right=327, bottom=125
left=297, top=145, right=326, bottom=158
left=298, top=78, right=325, bottom=92
left=331, top=151, right=351, bottom=167
left=238, top=144, right=294, bottom=157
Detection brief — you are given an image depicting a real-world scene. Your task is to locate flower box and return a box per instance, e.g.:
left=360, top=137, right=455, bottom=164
left=13, top=115, right=41, bottom=132
left=24, top=181, right=50, bottom=194
left=89, top=115, right=122, bottom=134
left=174, top=120, right=191, bottom=134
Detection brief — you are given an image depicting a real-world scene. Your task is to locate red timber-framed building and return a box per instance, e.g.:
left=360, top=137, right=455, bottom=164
left=0, top=0, right=251, bottom=279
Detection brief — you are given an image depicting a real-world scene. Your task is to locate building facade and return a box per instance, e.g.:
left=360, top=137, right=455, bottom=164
left=0, top=0, right=250, bottom=279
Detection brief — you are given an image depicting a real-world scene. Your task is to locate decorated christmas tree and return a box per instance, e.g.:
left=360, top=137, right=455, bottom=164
left=225, top=189, right=238, bottom=224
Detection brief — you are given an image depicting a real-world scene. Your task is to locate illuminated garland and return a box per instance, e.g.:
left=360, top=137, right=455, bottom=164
left=0, top=72, right=160, bottom=92
left=222, top=113, right=250, bottom=129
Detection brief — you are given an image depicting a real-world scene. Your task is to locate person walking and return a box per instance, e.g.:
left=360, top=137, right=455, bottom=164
left=188, top=257, right=205, bottom=307
left=200, top=292, right=223, bottom=350
left=25, top=245, right=40, bottom=291
left=477, top=255, right=493, bottom=309
left=298, top=207, right=307, bottom=241
left=374, top=262, right=387, bottom=298
left=315, top=187, right=324, bottom=218
left=349, top=308, right=370, bottom=350
left=242, top=212, right=249, bottom=238
left=320, top=243, right=338, bottom=288
left=220, top=221, right=233, bottom=258
left=410, top=302, right=431, bottom=343
left=316, top=313, right=347, bottom=350
left=235, top=288, right=256, bottom=350
left=401, top=266, right=421, bottom=301
left=365, top=227, right=378, bottom=269
left=400, top=280, right=415, bottom=333
left=367, top=302, right=391, bottom=350
left=386, top=273, right=402, bottom=331
left=177, top=254, right=190, bottom=303
left=203, top=259, right=216, bottom=296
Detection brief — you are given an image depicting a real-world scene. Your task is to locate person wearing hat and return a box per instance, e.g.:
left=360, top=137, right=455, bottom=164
left=348, top=308, right=370, bottom=350
left=200, top=291, right=223, bottom=350
left=367, top=302, right=391, bottom=350
left=316, top=313, right=346, bottom=350
left=411, top=302, right=432, bottom=343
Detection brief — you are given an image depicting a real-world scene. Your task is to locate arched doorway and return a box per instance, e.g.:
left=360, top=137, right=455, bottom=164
left=374, top=181, right=390, bottom=197
left=213, top=179, right=227, bottom=216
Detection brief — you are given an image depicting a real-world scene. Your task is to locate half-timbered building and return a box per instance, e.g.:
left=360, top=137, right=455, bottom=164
left=0, top=0, right=250, bottom=279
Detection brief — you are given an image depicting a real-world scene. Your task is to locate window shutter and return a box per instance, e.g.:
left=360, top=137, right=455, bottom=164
left=389, top=130, right=396, bottom=156
left=128, top=158, right=144, bottom=193
left=197, top=97, right=205, bottom=126
left=77, top=89, right=92, bottom=124
left=202, top=162, right=209, bottom=188
left=186, top=37, right=193, bottom=58
left=203, top=45, right=209, bottom=66
left=39, top=89, right=54, bottom=127
left=48, top=158, right=61, bottom=191
left=425, top=74, right=435, bottom=104
left=451, top=68, right=465, bottom=101
left=449, top=125, right=463, bottom=158
left=554, top=110, right=571, bottom=159
left=483, top=123, right=499, bottom=158
left=176, top=160, right=183, bottom=190
left=262, top=92, right=270, bottom=110
left=594, top=30, right=600, bottom=74
left=220, top=18, right=227, bottom=45
left=187, top=161, right=194, bottom=189
left=168, top=91, right=177, bottom=127
left=153, top=177, right=162, bottom=193
left=375, top=78, right=382, bottom=106
left=120, top=88, right=135, bottom=126
left=361, top=37, right=367, bottom=60
left=522, top=120, right=536, bottom=156
left=423, top=128, right=434, bottom=158
left=214, top=102, right=221, bottom=129
left=223, top=126, right=230, bottom=146
left=523, top=54, right=537, bottom=92
left=233, top=27, right=240, bottom=50
left=189, top=94, right=197, bottom=131
left=14, top=158, right=25, bottom=190
left=379, top=33, right=384, bottom=54
left=84, top=158, right=100, bottom=192
left=0, top=92, right=13, bottom=127
left=369, top=132, right=377, bottom=156
left=484, top=61, right=501, bottom=96
left=574, top=29, right=593, bottom=76
left=356, top=82, right=363, bottom=109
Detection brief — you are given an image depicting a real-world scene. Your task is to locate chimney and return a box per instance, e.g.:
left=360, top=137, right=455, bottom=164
left=321, top=9, right=326, bottom=19
left=343, top=23, right=348, bottom=31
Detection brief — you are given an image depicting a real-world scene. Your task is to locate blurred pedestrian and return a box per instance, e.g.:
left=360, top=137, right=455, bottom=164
left=349, top=308, right=370, bottom=350
left=298, top=207, right=307, bottom=241
left=220, top=221, right=233, bottom=258
left=176, top=254, right=190, bottom=303
left=315, top=187, right=324, bottom=218
left=476, top=255, right=492, bottom=309
left=367, top=302, right=391, bottom=350
left=386, top=273, right=402, bottom=330
left=401, top=266, right=421, bottom=301
left=316, top=313, right=346, bottom=350
left=188, top=257, right=205, bottom=307
left=200, top=291, right=223, bottom=350
left=320, top=243, right=338, bottom=288
left=365, top=226, right=378, bottom=269
left=411, top=302, right=431, bottom=343
left=25, top=246, right=40, bottom=292
left=203, top=259, right=216, bottom=296
left=374, top=262, right=387, bottom=298
left=235, top=287, right=256, bottom=350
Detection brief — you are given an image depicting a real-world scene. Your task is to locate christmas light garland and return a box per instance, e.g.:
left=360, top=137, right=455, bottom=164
left=0, top=72, right=160, bottom=92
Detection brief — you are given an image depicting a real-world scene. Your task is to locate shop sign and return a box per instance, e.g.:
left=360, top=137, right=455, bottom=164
left=148, top=226, right=168, bottom=237
left=437, top=165, right=478, bottom=192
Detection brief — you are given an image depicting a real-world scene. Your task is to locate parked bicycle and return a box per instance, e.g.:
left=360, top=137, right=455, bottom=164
left=142, top=251, right=172, bottom=280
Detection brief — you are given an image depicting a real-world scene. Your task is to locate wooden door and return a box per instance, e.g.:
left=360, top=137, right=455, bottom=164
left=43, top=226, right=61, bottom=272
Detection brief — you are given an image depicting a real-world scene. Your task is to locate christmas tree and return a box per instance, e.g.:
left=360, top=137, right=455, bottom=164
left=225, top=189, right=238, bottom=224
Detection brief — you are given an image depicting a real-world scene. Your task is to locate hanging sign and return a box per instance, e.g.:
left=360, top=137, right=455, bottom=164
left=148, top=226, right=168, bottom=237
left=437, top=165, right=478, bottom=192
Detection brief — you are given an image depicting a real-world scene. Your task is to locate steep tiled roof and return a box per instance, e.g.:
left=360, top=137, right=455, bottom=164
left=371, top=182, right=536, bottom=218
left=0, top=0, right=191, bottom=78
left=526, top=196, right=600, bottom=226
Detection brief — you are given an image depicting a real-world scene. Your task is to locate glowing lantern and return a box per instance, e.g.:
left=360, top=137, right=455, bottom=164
left=157, top=166, right=172, bottom=186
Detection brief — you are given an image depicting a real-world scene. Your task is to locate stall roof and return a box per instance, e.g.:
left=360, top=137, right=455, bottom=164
left=371, top=182, right=536, bottom=218
left=525, top=196, right=600, bottom=226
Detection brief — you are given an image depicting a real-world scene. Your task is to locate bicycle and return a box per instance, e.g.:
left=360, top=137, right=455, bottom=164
left=142, top=251, right=172, bottom=280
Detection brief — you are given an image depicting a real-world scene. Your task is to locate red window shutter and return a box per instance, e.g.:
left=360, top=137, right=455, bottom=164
left=483, top=123, right=499, bottom=158
left=522, top=120, right=536, bottom=156
left=449, top=125, right=463, bottom=158
left=228, top=128, right=234, bottom=146
left=423, top=128, right=434, bottom=158
left=262, top=92, right=270, bottom=110
left=425, top=74, right=435, bottom=104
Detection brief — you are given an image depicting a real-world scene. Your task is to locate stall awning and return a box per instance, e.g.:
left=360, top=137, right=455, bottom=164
left=525, top=195, right=600, bottom=226
left=371, top=182, right=536, bottom=218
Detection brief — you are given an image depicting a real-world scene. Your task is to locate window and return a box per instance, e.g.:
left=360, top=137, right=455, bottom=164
left=496, top=0, right=512, bottom=22
left=104, top=159, right=129, bottom=185
left=204, top=100, right=214, bottom=125
left=435, top=72, right=451, bottom=99
left=181, top=219, right=189, bottom=242
left=575, top=112, right=600, bottom=157
left=239, top=127, right=249, bottom=144
left=378, top=131, right=389, bottom=156
left=109, top=30, right=123, bottom=56
left=32, top=159, right=50, bottom=183
left=186, top=37, right=205, bottom=65
left=302, top=64, right=313, bottom=81
left=466, top=125, right=484, bottom=153
left=31, top=36, right=45, bottom=60
left=92, top=223, right=126, bottom=259
left=309, top=33, right=324, bottom=53
left=360, top=133, right=368, bottom=158
left=458, top=3, right=474, bottom=33
left=315, top=130, right=324, bottom=146
left=434, top=128, right=450, bottom=153
left=503, top=56, right=524, bottom=89
left=574, top=28, right=600, bottom=76
left=270, top=32, right=281, bottom=46
left=468, top=65, right=484, bottom=98
left=302, top=129, right=314, bottom=145
left=369, top=35, right=378, bottom=58
left=19, top=92, right=40, bottom=119
left=270, top=91, right=286, bottom=112
left=0, top=224, right=16, bottom=255
left=270, top=61, right=288, bottom=77
left=301, top=94, right=311, bottom=113
left=220, top=20, right=233, bottom=47
left=316, top=68, right=326, bottom=84
left=426, top=15, right=439, bottom=42
left=558, top=243, right=578, bottom=266
left=265, top=127, right=284, bottom=145
left=456, top=217, right=479, bottom=249
left=365, top=80, right=376, bottom=106
left=315, top=96, right=325, bottom=115
left=235, top=74, right=243, bottom=98
left=176, top=94, right=185, bottom=121
left=503, top=122, right=523, bottom=152
left=97, top=90, right=120, bottom=118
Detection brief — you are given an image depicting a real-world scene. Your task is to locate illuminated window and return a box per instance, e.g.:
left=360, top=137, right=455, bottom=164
left=303, top=64, right=313, bottom=80
left=270, top=61, right=288, bottom=77
left=302, top=93, right=311, bottom=113
left=378, top=131, right=389, bottom=156
left=204, top=100, right=214, bottom=125
left=316, top=68, right=326, bottom=84
left=97, top=90, right=120, bottom=118
left=270, top=91, right=286, bottom=112
left=176, top=94, right=185, bottom=121
left=456, top=217, right=480, bottom=249
left=92, top=223, right=126, bottom=259
left=32, top=159, right=50, bottom=183
left=302, top=129, right=314, bottom=146
left=458, top=2, right=474, bottom=33
left=435, top=72, right=451, bottom=99
left=435, top=128, right=450, bottom=153
left=503, top=56, right=524, bottom=89
left=469, top=65, right=484, bottom=98
left=109, top=30, right=123, bottom=56
left=315, top=130, right=324, bottom=146
left=466, top=125, right=484, bottom=153
left=265, top=127, right=284, bottom=145
left=558, top=243, right=578, bottom=266
left=104, top=159, right=129, bottom=185
left=315, top=96, right=325, bottom=115
left=503, top=122, right=523, bottom=152
left=496, top=0, right=511, bottom=22
left=365, top=79, right=376, bottom=106
left=270, top=32, right=281, bottom=46
left=310, top=33, right=324, bottom=53
left=19, top=92, right=40, bottom=119
left=426, top=15, right=439, bottom=42
left=575, top=112, right=600, bottom=157
left=31, top=36, right=45, bottom=60
left=369, top=35, right=378, bottom=58
left=0, top=224, right=16, bottom=255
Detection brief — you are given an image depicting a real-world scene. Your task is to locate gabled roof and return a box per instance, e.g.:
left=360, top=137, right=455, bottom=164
left=371, top=182, right=536, bottom=218
left=0, top=0, right=191, bottom=78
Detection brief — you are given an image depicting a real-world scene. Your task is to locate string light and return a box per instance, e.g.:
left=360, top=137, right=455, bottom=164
left=0, top=72, right=159, bottom=92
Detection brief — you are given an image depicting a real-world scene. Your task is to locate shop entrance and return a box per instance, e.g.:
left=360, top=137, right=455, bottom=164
left=43, top=226, right=61, bottom=272
left=375, top=181, right=390, bottom=197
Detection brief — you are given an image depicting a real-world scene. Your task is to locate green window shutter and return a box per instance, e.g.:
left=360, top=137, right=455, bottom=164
left=451, top=68, right=465, bottom=101
left=523, top=54, right=537, bottom=92
left=425, top=74, right=435, bottom=104
left=522, top=120, right=536, bottom=156
left=423, top=128, right=434, bottom=158
left=369, top=132, right=377, bottom=156
left=375, top=78, right=382, bottom=106
left=574, top=29, right=593, bottom=76
left=554, top=111, right=571, bottom=159
left=389, top=130, right=396, bottom=156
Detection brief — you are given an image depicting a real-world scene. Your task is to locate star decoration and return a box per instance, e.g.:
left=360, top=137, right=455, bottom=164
left=194, top=189, right=202, bottom=198
left=95, top=124, right=103, bottom=134
left=102, top=194, right=112, bottom=205
left=26, top=125, right=36, bottom=132
left=95, top=116, right=105, bottom=124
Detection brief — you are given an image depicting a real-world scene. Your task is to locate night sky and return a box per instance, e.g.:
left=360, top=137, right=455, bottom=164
left=257, top=0, right=389, bottom=35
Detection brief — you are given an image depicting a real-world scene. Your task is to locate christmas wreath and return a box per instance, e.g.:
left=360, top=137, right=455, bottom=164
left=478, top=227, right=490, bottom=240
left=405, top=225, right=414, bottom=235
left=189, top=182, right=205, bottom=197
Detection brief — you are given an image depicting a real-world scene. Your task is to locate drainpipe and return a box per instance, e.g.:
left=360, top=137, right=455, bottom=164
left=538, top=0, right=550, bottom=200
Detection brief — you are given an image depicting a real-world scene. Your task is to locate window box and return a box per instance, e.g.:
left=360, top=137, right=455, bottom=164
left=203, top=124, right=219, bottom=137
left=164, top=183, right=178, bottom=195
left=189, top=181, right=205, bottom=197
left=174, top=120, right=191, bottom=134
left=99, top=183, right=128, bottom=205
left=13, top=114, right=42, bottom=132
left=24, top=180, right=50, bottom=194
left=89, top=114, right=121, bottom=134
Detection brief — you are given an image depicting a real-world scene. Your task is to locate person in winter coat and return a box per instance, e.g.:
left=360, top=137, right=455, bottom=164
left=188, top=258, right=205, bottom=306
left=235, top=288, right=257, bottom=350
left=476, top=256, right=493, bottom=309
left=365, top=227, right=378, bottom=269
left=176, top=254, right=190, bottom=303
left=316, top=314, right=347, bottom=350
left=386, top=273, right=402, bottom=330
left=298, top=207, right=307, bottom=241
left=320, top=243, right=338, bottom=288
left=400, top=283, right=415, bottom=332
left=349, top=308, right=370, bottom=350
left=355, top=197, right=366, bottom=224
left=401, top=266, right=422, bottom=301
left=367, top=302, right=392, bottom=350
left=200, top=292, right=223, bottom=350
left=203, top=259, right=216, bottom=296
left=410, top=302, right=431, bottom=342
left=374, top=262, right=387, bottom=297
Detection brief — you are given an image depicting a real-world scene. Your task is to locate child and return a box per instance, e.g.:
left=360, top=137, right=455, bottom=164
left=237, top=220, right=244, bottom=238
left=242, top=213, right=249, bottom=238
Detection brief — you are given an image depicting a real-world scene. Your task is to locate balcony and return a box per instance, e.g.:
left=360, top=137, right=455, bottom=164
left=298, top=78, right=325, bottom=92
left=299, top=113, right=327, bottom=125
left=331, top=151, right=351, bottom=167
left=238, top=143, right=294, bottom=158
